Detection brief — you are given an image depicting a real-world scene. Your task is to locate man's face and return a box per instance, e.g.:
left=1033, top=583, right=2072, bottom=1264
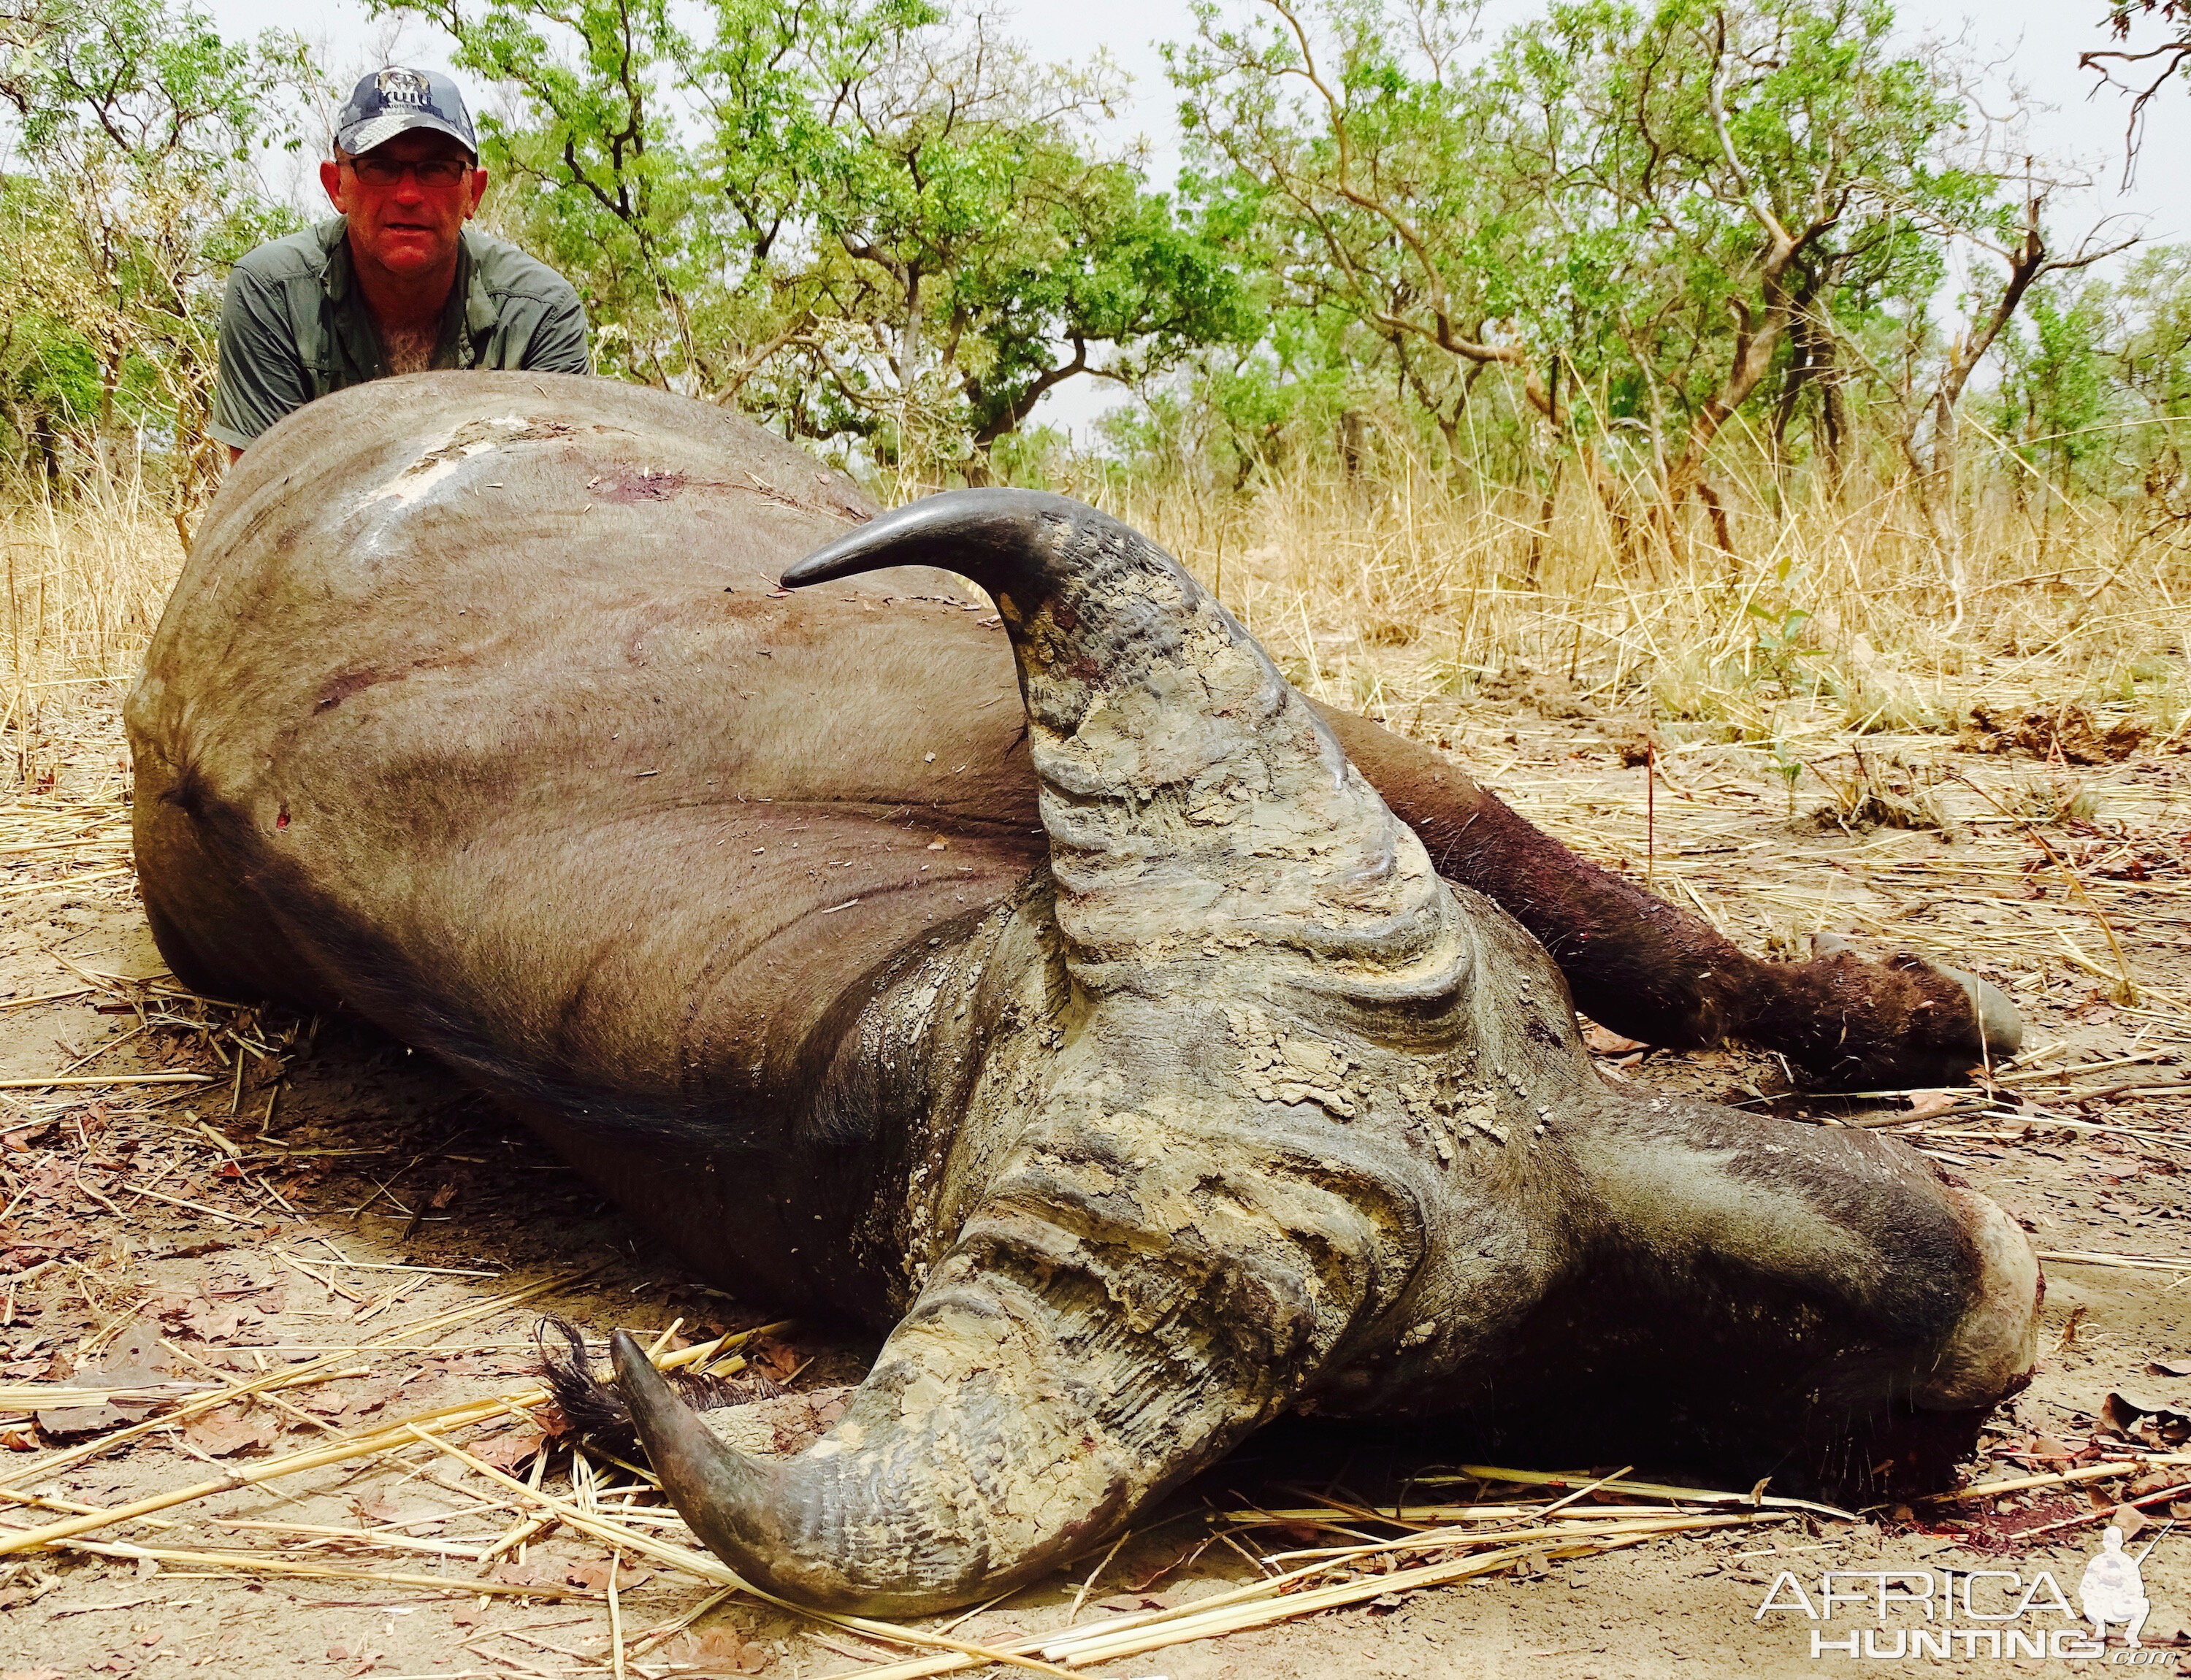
left=319, top=131, right=489, bottom=282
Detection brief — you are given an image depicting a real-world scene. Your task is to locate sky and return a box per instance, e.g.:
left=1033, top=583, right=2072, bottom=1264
left=207, top=0, right=2191, bottom=434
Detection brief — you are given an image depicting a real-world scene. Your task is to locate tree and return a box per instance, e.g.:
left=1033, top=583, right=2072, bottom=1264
left=1169, top=0, right=1561, bottom=461
left=0, top=0, right=309, bottom=511
left=1993, top=273, right=2114, bottom=540
left=0, top=167, right=104, bottom=489
left=2086, top=0, right=2191, bottom=169
left=1893, top=184, right=2130, bottom=521
left=2108, top=244, right=2191, bottom=530
left=391, top=0, right=1250, bottom=475
left=1171, top=0, right=2011, bottom=551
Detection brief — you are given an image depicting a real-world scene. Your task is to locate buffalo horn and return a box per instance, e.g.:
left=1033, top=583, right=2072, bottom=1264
left=785, top=490, right=1465, bottom=989
left=610, top=1126, right=1387, bottom=1615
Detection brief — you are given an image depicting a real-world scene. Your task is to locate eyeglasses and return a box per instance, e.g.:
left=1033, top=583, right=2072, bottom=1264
left=347, top=154, right=470, bottom=187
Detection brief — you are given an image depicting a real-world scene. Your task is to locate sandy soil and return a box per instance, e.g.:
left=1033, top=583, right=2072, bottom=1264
left=1, top=683, right=2187, bottom=1679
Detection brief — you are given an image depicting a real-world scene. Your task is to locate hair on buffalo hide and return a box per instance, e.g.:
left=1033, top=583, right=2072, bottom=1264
left=534, top=1317, right=782, bottom=1454
left=158, top=750, right=212, bottom=821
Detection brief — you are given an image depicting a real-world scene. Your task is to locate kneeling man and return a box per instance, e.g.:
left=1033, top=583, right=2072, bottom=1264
left=211, top=66, right=589, bottom=461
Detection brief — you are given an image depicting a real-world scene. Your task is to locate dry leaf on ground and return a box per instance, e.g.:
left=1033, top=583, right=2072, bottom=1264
left=2103, top=1390, right=2191, bottom=1432
left=2109, top=1502, right=2153, bottom=1541
left=565, top=1557, right=653, bottom=1591
left=34, top=1322, right=177, bottom=1436
left=182, top=1412, right=278, bottom=1457
left=467, top=1426, right=546, bottom=1471
left=669, top=1628, right=772, bottom=1674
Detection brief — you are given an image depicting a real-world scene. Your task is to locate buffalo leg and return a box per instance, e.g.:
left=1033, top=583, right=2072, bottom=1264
left=1320, top=708, right=2020, bottom=1086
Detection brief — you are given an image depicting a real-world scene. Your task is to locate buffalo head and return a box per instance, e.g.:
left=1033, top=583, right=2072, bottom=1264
left=611, top=491, right=2040, bottom=1614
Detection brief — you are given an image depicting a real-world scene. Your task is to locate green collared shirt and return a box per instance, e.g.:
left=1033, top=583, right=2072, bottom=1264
left=210, top=215, right=591, bottom=450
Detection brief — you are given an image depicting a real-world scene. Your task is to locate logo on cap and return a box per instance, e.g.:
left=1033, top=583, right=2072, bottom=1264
left=377, top=67, right=432, bottom=108
left=336, top=66, right=478, bottom=158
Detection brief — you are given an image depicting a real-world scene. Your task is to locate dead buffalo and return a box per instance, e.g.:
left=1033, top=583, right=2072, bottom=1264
left=128, top=375, right=2036, bottom=1615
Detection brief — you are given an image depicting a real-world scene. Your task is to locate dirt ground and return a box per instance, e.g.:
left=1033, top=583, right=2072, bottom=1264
left=2, top=679, right=2187, bottom=1680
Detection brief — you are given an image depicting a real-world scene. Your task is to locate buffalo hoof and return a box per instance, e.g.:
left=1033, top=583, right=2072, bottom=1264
left=1935, top=958, right=2024, bottom=1065
left=1809, top=932, right=2023, bottom=1086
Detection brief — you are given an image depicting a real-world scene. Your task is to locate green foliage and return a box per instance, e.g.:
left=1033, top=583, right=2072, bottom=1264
left=2109, top=245, right=2191, bottom=521
left=1168, top=0, right=1995, bottom=501
left=0, top=0, right=2182, bottom=525
left=2118, top=247, right=2191, bottom=412
left=1995, top=276, right=2117, bottom=494
left=394, top=0, right=1253, bottom=474
left=0, top=0, right=308, bottom=499
left=1747, top=603, right=1826, bottom=684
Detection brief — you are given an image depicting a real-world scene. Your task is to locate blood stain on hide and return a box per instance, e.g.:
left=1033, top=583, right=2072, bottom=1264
left=605, top=470, right=690, bottom=504
left=315, top=670, right=383, bottom=712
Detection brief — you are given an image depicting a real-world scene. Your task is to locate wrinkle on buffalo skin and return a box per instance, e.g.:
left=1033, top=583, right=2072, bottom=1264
left=128, top=375, right=2038, bottom=1615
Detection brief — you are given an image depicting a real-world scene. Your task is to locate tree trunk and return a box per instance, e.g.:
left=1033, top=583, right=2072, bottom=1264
left=1526, top=456, right=1564, bottom=589
left=1819, top=364, right=1849, bottom=497
left=1696, top=477, right=1737, bottom=558
left=1769, top=269, right=1827, bottom=502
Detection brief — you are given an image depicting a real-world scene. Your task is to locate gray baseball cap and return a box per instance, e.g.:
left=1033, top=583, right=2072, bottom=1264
left=335, top=66, right=478, bottom=158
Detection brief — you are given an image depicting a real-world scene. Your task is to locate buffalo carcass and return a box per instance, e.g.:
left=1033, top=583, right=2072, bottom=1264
left=129, top=375, right=2037, bottom=1616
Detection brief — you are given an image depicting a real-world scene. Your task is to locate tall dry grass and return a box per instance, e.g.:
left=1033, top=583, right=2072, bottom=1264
left=1066, top=453, right=2191, bottom=756
left=4, top=482, right=182, bottom=686
left=5, top=448, right=2187, bottom=797
left=3, top=477, right=185, bottom=790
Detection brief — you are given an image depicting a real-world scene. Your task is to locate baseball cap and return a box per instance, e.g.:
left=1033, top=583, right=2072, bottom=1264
left=335, top=66, right=478, bottom=159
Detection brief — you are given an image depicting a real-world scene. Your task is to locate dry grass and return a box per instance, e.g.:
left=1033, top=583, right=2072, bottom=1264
left=3, top=483, right=183, bottom=794
left=1060, top=456, right=2190, bottom=762
left=3, top=484, right=180, bottom=683
left=6, top=454, right=2188, bottom=780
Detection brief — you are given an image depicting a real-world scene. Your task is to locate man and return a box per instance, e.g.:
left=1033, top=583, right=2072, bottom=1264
left=210, top=67, right=589, bottom=461
left=2079, top=1524, right=2153, bottom=1647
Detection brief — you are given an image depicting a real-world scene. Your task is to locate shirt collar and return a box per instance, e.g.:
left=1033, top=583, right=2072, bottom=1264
left=316, top=215, right=353, bottom=302
left=459, top=227, right=496, bottom=344
left=316, top=217, right=380, bottom=377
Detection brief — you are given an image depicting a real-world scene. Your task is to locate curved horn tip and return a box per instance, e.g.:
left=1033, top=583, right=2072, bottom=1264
left=608, top=1328, right=762, bottom=1531
left=777, top=487, right=1107, bottom=591
left=608, top=1327, right=700, bottom=1451
left=608, top=1327, right=658, bottom=1389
